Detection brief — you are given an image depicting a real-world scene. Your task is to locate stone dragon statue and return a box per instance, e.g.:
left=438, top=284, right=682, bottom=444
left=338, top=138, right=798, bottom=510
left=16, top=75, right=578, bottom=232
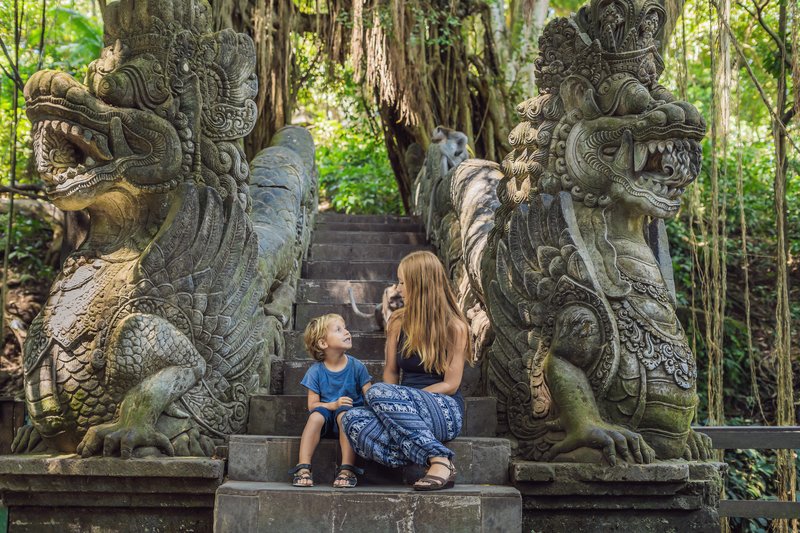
left=13, top=0, right=316, bottom=458
left=413, top=0, right=714, bottom=464
left=410, top=127, right=497, bottom=363
left=483, top=0, right=713, bottom=463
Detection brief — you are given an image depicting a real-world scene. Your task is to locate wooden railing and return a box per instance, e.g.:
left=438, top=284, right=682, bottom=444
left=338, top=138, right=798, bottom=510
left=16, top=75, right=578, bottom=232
left=696, top=426, right=800, bottom=520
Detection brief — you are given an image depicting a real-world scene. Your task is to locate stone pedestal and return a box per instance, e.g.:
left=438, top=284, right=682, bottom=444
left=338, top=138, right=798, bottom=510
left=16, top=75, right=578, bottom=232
left=0, top=454, right=224, bottom=532
left=511, top=461, right=726, bottom=532
left=215, top=483, right=522, bottom=532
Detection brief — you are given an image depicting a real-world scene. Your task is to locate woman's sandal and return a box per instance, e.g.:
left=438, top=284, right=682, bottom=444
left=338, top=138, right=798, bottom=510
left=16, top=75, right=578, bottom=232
left=413, top=460, right=456, bottom=491
left=333, top=464, right=364, bottom=488
left=289, top=463, right=314, bottom=487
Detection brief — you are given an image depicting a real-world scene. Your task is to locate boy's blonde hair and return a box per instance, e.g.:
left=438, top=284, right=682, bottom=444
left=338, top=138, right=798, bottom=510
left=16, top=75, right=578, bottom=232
left=303, top=313, right=344, bottom=361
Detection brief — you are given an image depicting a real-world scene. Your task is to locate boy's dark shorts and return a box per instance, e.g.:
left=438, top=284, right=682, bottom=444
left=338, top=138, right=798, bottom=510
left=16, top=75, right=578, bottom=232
left=310, top=406, right=351, bottom=436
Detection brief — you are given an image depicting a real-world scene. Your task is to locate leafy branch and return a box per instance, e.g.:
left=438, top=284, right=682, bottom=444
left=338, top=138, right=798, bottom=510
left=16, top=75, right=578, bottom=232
left=713, top=0, right=799, bottom=154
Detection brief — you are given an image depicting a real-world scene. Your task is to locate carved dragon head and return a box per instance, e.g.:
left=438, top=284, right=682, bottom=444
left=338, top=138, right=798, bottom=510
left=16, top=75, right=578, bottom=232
left=500, top=0, right=704, bottom=223
left=24, top=0, right=257, bottom=211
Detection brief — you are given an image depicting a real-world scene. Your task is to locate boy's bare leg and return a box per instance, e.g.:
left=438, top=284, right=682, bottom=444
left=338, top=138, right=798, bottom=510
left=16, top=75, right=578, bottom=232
left=334, top=411, right=357, bottom=488
left=296, top=412, right=326, bottom=486
left=337, top=411, right=356, bottom=465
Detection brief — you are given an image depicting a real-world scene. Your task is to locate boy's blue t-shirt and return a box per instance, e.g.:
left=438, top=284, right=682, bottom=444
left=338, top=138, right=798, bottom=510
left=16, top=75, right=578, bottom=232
left=300, top=355, right=371, bottom=407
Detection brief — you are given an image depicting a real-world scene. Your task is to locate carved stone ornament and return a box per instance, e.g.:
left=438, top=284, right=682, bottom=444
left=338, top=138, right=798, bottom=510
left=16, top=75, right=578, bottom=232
left=409, top=127, right=498, bottom=361
left=15, top=0, right=295, bottom=458
left=482, top=0, right=713, bottom=463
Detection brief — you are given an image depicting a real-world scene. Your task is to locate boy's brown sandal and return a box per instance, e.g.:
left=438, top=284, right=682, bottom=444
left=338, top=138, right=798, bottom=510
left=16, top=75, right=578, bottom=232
left=413, top=460, right=456, bottom=491
left=289, top=463, right=314, bottom=487
left=333, top=464, right=364, bottom=488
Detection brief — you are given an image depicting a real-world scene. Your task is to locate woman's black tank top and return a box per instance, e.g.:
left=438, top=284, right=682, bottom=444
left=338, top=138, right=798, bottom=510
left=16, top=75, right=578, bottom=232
left=396, top=330, right=465, bottom=413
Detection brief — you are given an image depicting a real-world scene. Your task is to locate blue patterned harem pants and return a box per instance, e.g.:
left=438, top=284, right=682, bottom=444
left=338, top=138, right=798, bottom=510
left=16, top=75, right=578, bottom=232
left=341, top=382, right=463, bottom=467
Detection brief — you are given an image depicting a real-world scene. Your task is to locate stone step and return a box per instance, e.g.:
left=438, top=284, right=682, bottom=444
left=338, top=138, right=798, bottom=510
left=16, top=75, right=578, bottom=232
left=215, top=481, right=521, bottom=533
left=308, top=243, right=433, bottom=262
left=226, top=435, right=511, bottom=486
left=271, top=359, right=483, bottom=396
left=284, top=330, right=385, bottom=360
left=247, top=395, right=497, bottom=438
left=302, top=260, right=399, bottom=281
left=316, top=213, right=416, bottom=224
left=312, top=230, right=428, bottom=245
left=295, top=302, right=381, bottom=332
left=297, top=280, right=391, bottom=304
left=508, top=460, right=724, bottom=532
left=316, top=221, right=424, bottom=233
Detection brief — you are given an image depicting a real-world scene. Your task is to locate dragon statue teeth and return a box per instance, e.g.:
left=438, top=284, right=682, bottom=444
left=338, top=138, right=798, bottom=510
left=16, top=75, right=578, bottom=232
left=15, top=0, right=271, bottom=458
left=481, top=0, right=713, bottom=463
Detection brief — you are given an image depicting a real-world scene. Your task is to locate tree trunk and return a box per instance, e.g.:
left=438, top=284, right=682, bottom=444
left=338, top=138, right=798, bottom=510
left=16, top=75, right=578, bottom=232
left=507, top=0, right=550, bottom=98
left=661, top=0, right=686, bottom=55
left=705, top=0, right=730, bottom=431
left=379, top=104, right=418, bottom=214
left=210, top=0, right=296, bottom=159
left=772, top=2, right=796, bottom=531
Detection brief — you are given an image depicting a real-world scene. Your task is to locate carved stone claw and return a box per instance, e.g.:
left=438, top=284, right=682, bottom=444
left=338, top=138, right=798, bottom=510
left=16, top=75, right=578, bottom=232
left=76, top=422, right=175, bottom=459
left=11, top=424, right=50, bottom=454
left=173, top=427, right=215, bottom=457
left=543, top=423, right=656, bottom=466
left=544, top=418, right=564, bottom=431
left=683, top=429, right=713, bottom=461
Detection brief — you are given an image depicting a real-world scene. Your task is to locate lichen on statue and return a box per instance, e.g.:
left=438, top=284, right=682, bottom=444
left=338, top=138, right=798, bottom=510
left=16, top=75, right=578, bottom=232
left=14, top=0, right=271, bottom=458
left=483, top=0, right=713, bottom=463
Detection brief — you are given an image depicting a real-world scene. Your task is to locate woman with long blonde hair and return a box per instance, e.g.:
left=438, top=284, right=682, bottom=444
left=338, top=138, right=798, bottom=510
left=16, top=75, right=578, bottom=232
left=342, top=251, right=471, bottom=490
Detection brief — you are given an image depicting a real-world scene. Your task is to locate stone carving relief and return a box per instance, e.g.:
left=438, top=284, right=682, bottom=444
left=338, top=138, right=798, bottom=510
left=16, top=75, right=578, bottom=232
left=410, top=127, right=499, bottom=362
left=413, top=0, right=714, bottom=464
left=250, top=126, right=318, bottom=392
left=14, top=0, right=316, bottom=457
left=482, top=0, right=713, bottom=462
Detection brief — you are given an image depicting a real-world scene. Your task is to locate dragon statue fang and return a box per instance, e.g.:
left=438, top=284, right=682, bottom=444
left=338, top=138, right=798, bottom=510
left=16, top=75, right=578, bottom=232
left=481, top=0, right=713, bottom=463
left=13, top=0, right=313, bottom=458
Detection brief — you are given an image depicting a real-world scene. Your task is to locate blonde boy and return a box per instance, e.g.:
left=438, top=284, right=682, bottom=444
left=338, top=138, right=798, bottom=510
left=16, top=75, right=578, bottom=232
left=289, top=314, right=371, bottom=488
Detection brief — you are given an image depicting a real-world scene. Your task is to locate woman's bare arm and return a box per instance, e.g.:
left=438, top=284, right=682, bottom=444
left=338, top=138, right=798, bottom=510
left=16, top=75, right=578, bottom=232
left=423, top=319, right=467, bottom=395
left=383, top=316, right=401, bottom=384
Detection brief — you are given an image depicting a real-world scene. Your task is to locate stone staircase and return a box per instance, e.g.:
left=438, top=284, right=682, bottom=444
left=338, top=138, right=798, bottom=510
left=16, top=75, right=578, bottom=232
left=214, top=213, right=522, bottom=532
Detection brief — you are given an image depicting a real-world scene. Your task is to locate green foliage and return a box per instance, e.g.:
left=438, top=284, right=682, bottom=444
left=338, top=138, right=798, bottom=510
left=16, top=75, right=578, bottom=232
left=677, top=302, right=756, bottom=421
left=293, top=34, right=403, bottom=215
left=0, top=212, right=55, bottom=283
left=1, top=1, right=102, bottom=185
left=407, top=4, right=461, bottom=47
left=661, top=0, right=800, bottom=416
left=48, top=7, right=104, bottom=77
left=0, top=0, right=98, bottom=299
left=659, top=3, right=798, bottom=526
left=665, top=140, right=794, bottom=419
left=723, top=435, right=800, bottom=533
left=315, top=120, right=403, bottom=215
left=725, top=447, right=776, bottom=533
left=665, top=132, right=800, bottom=422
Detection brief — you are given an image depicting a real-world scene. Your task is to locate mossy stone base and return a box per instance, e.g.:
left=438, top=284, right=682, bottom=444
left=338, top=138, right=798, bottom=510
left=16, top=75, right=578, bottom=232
left=512, top=461, right=726, bottom=532
left=0, top=454, right=224, bottom=532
